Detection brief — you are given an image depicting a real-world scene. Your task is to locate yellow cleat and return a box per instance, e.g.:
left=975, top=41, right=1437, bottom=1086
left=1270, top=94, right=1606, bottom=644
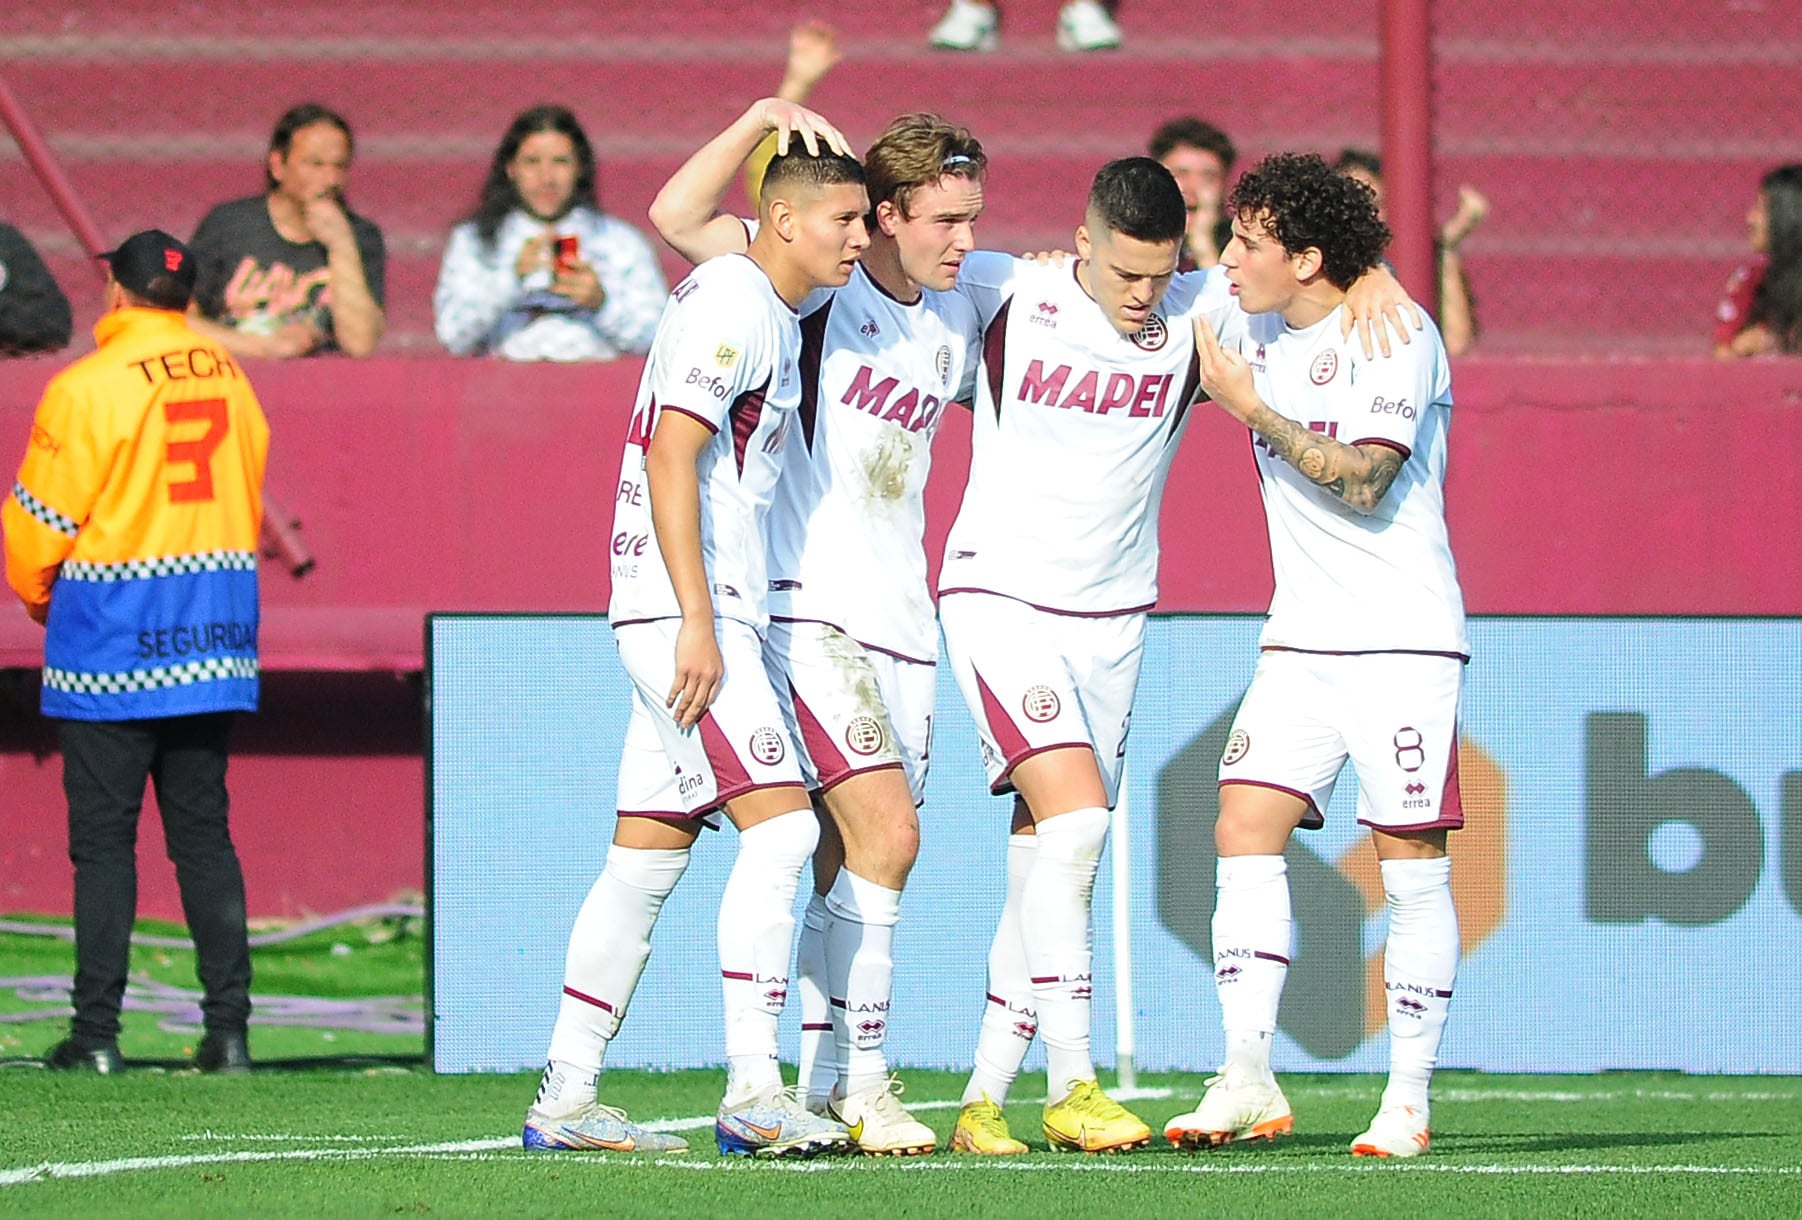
left=951, top=1095, right=1029, bottom=1155
left=1042, top=1079, right=1152, bottom=1154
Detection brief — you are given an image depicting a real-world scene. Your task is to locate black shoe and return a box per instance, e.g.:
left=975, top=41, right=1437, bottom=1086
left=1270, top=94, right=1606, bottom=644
left=195, top=1029, right=253, bottom=1074
left=45, top=1037, right=124, bottom=1074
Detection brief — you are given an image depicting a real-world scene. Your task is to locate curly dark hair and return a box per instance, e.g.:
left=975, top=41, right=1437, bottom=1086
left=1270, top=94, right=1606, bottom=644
left=1228, top=153, right=1390, bottom=289
left=1749, top=163, right=1802, bottom=353
left=467, top=105, right=600, bottom=250
left=1087, top=157, right=1186, bottom=244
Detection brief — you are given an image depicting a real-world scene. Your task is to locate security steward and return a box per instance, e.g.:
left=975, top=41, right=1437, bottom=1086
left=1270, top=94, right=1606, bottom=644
left=3, top=230, right=270, bottom=1074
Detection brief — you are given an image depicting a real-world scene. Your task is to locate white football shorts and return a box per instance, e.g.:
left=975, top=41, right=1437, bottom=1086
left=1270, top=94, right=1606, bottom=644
left=938, top=591, right=1144, bottom=809
left=1218, top=648, right=1465, bottom=832
left=763, top=618, right=922, bottom=800
left=611, top=617, right=806, bottom=818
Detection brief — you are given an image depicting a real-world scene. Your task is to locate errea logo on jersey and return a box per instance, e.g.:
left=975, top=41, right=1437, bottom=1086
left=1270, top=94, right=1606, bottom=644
left=1032, top=301, right=1059, bottom=328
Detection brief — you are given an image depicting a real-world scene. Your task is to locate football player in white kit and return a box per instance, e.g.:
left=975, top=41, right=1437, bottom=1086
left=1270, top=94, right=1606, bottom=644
left=940, top=158, right=1420, bottom=1156
left=1160, top=154, right=1464, bottom=1160
left=524, top=118, right=871, bottom=1159
left=649, top=101, right=987, bottom=1156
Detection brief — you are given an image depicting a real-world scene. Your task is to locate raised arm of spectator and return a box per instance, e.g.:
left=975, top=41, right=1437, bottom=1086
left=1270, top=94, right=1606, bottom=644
left=745, top=21, right=844, bottom=206
left=1436, top=185, right=1487, bottom=358
left=649, top=97, right=851, bottom=265
left=0, top=223, right=74, bottom=355
left=1436, top=249, right=1476, bottom=358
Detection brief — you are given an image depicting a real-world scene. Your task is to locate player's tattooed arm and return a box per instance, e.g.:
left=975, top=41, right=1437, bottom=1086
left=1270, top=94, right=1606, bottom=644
left=1194, top=314, right=1404, bottom=513
left=1239, top=407, right=1404, bottom=512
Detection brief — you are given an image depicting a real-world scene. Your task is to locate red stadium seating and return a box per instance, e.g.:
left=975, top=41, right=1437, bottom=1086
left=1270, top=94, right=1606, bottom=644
left=6, top=0, right=1794, bottom=355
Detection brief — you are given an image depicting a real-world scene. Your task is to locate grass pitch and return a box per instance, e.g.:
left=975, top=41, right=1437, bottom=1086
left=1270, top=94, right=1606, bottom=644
left=2, top=1069, right=1800, bottom=1218
left=2, top=921, right=1797, bottom=1217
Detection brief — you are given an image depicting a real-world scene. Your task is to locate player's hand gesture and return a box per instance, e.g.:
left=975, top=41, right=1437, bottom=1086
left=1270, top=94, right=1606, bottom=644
left=755, top=99, right=852, bottom=159
left=668, top=618, right=724, bottom=730
left=1341, top=263, right=1423, bottom=359
left=1194, top=314, right=1256, bottom=417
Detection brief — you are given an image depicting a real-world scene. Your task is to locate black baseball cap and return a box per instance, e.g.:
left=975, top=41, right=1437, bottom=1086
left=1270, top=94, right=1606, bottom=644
left=97, top=229, right=197, bottom=310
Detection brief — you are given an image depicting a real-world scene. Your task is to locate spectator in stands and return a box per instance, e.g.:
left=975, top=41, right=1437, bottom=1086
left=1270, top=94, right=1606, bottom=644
left=1715, top=164, right=1802, bottom=359
left=0, top=221, right=73, bottom=355
left=930, top=0, right=1122, bottom=52
left=1149, top=116, right=1238, bottom=271
left=188, top=103, right=387, bottom=359
left=1333, top=149, right=1487, bottom=357
left=744, top=19, right=845, bottom=207
left=434, top=106, right=666, bottom=361
left=4, top=230, right=268, bottom=1076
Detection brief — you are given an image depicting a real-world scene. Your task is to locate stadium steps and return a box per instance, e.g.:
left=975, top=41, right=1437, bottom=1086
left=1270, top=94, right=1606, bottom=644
left=3, top=0, right=1792, bottom=354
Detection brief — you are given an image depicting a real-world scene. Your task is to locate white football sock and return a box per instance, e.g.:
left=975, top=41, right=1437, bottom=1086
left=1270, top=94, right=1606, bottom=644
left=720, top=809, right=819, bottom=1104
left=824, top=868, right=902, bottom=1098
left=795, top=892, right=835, bottom=1107
left=1020, top=806, right=1110, bottom=1098
left=962, top=832, right=1038, bottom=1106
left=540, top=844, right=690, bottom=1115
left=1211, top=854, right=1291, bottom=1082
left=1377, top=855, right=1458, bottom=1116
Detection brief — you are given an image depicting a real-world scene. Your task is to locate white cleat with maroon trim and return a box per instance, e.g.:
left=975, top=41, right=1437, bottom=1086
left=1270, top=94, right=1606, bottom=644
left=1350, top=1105, right=1431, bottom=1158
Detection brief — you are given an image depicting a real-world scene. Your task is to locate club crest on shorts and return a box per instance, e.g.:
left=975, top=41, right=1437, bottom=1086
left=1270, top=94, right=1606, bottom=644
left=1222, top=728, right=1251, bottom=765
left=1021, top=685, right=1061, bottom=723
left=748, top=726, right=787, bottom=766
left=1310, top=349, right=1338, bottom=385
left=1130, top=313, right=1168, bottom=351
left=845, top=715, right=885, bottom=756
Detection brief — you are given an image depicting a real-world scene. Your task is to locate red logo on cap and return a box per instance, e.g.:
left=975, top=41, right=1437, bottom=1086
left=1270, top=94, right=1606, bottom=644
left=164, top=250, right=184, bottom=272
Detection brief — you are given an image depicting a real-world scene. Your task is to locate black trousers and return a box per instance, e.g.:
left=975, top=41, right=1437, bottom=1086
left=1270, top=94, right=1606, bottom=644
left=59, top=713, right=252, bottom=1045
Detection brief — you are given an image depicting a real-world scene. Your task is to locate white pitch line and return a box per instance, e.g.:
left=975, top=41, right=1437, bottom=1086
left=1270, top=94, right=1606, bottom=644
left=236, top=1152, right=1802, bottom=1179
left=0, top=1138, right=513, bottom=1187
left=4, top=1091, right=1173, bottom=1188
left=8, top=1083, right=1797, bottom=1189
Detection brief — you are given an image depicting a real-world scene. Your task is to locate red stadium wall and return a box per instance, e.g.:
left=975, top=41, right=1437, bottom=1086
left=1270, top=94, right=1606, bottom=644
left=2, top=354, right=1799, bottom=917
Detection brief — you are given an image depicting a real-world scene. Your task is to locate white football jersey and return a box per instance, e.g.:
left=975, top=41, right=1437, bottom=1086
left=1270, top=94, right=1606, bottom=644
left=766, top=264, right=980, bottom=663
left=940, top=251, right=1242, bottom=615
left=1237, top=305, right=1467, bottom=655
left=608, top=254, right=801, bottom=630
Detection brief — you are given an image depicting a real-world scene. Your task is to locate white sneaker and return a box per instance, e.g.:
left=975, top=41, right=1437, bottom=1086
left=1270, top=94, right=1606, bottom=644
left=1351, top=1105, right=1431, bottom=1158
left=1057, top=0, right=1122, bottom=51
left=716, top=1086, right=852, bottom=1158
left=831, top=1076, right=937, bottom=1156
left=1163, top=1073, right=1294, bottom=1149
left=930, top=0, right=999, bottom=52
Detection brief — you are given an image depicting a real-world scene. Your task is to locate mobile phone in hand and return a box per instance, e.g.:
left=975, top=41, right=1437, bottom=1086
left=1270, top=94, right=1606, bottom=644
left=554, top=234, right=581, bottom=274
